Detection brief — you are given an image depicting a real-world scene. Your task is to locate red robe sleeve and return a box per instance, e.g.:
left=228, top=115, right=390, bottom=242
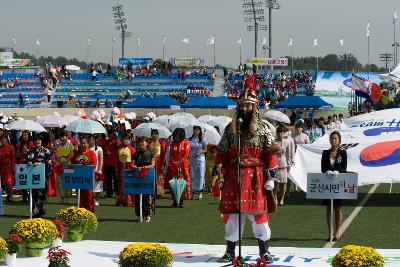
left=10, top=145, right=16, bottom=169
left=128, top=145, right=136, bottom=156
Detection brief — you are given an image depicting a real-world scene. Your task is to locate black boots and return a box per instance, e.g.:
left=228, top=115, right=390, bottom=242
left=257, top=239, right=273, bottom=264
left=217, top=241, right=236, bottom=262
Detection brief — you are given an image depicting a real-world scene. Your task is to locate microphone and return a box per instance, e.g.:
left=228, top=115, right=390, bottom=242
left=237, top=118, right=243, bottom=133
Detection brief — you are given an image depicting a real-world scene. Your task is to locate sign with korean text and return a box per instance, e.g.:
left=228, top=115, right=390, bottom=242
left=123, top=168, right=155, bottom=195
left=62, top=164, right=94, bottom=190
left=247, top=57, right=288, bottom=66
left=306, top=173, right=358, bottom=200
left=15, top=164, right=45, bottom=189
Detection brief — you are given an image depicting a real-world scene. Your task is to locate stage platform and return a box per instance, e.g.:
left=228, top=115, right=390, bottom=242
left=10, top=240, right=400, bottom=266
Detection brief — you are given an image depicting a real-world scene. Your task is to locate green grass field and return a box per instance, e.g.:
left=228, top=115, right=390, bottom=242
left=1, top=184, right=399, bottom=248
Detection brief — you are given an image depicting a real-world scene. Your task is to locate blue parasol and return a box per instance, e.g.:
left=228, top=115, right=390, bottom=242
left=169, top=176, right=187, bottom=204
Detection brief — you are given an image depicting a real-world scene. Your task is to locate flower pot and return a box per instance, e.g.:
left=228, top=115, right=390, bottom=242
left=67, top=230, right=84, bottom=242
left=51, top=237, right=63, bottom=247
left=25, top=242, right=49, bottom=257
left=5, top=253, right=17, bottom=266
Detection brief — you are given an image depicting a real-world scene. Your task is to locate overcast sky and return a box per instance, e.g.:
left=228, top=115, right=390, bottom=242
left=1, top=0, right=399, bottom=68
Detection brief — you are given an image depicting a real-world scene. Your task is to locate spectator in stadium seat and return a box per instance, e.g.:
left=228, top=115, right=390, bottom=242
left=95, top=98, right=100, bottom=108
left=67, top=97, right=74, bottom=108
left=105, top=99, right=112, bottom=108
left=91, top=69, right=98, bottom=81
left=47, top=88, right=52, bottom=102
left=18, top=93, right=24, bottom=107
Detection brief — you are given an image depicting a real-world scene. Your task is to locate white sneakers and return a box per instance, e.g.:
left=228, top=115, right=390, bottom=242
left=94, top=200, right=99, bottom=206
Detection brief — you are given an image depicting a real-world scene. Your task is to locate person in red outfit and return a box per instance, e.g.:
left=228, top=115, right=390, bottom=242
left=216, top=73, right=276, bottom=264
left=0, top=135, right=16, bottom=202
left=101, top=132, right=121, bottom=198
left=165, top=128, right=190, bottom=208
left=16, top=131, right=35, bottom=202
left=116, top=134, right=135, bottom=206
left=73, top=138, right=97, bottom=213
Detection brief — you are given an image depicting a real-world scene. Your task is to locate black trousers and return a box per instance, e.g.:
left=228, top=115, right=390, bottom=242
left=105, top=166, right=118, bottom=196
left=134, top=194, right=153, bottom=217
left=32, top=189, right=47, bottom=216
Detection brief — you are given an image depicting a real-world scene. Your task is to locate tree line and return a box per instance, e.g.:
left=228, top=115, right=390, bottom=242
left=2, top=50, right=388, bottom=72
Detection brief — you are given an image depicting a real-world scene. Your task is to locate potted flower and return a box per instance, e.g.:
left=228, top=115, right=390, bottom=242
left=52, top=220, right=65, bottom=247
left=10, top=218, right=58, bottom=257
left=5, top=234, right=22, bottom=266
left=118, top=243, right=173, bottom=267
left=47, top=246, right=71, bottom=267
left=332, top=245, right=384, bottom=267
left=56, top=207, right=98, bottom=242
left=0, top=237, right=8, bottom=262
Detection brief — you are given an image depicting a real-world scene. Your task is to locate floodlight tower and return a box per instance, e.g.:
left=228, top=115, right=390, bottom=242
left=112, top=4, right=131, bottom=58
left=265, top=0, right=280, bottom=59
left=242, top=0, right=267, bottom=58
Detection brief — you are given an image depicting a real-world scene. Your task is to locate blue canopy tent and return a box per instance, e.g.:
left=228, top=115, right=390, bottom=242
left=273, top=96, right=333, bottom=109
left=182, top=96, right=236, bottom=108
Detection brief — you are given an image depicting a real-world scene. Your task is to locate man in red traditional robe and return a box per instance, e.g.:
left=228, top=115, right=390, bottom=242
left=216, top=73, right=278, bottom=264
left=73, top=138, right=97, bottom=213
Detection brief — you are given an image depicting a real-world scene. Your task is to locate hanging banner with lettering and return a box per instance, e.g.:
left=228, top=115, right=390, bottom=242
left=0, top=58, right=31, bottom=68
left=123, top=168, right=155, bottom=195
left=62, top=164, right=94, bottom=190
left=119, top=58, right=153, bottom=66
left=247, top=57, right=288, bottom=66
left=290, top=127, right=400, bottom=192
left=344, top=108, right=400, bottom=130
left=171, top=58, right=204, bottom=67
left=15, top=164, right=45, bottom=190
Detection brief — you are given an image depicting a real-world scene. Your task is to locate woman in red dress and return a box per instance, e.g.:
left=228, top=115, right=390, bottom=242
left=165, top=128, right=190, bottom=208
left=116, top=134, right=135, bottom=206
left=0, top=135, right=16, bottom=202
left=46, top=131, right=57, bottom=197
left=73, top=137, right=97, bottom=212
left=16, top=131, right=35, bottom=202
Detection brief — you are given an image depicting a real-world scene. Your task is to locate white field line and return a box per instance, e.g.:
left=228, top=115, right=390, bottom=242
left=323, top=183, right=379, bottom=248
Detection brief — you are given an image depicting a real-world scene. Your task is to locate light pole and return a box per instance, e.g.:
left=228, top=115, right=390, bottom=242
left=266, top=0, right=280, bottom=59
left=112, top=4, right=131, bottom=59
left=380, top=53, right=393, bottom=71
left=392, top=42, right=399, bottom=68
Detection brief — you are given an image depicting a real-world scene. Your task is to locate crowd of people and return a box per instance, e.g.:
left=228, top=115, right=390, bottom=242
left=226, top=69, right=316, bottom=108
left=0, top=116, right=225, bottom=223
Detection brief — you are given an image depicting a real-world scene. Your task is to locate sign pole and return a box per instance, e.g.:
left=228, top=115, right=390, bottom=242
left=29, top=189, right=33, bottom=219
left=140, top=194, right=143, bottom=223
left=330, top=198, right=333, bottom=243
left=77, top=189, right=80, bottom=208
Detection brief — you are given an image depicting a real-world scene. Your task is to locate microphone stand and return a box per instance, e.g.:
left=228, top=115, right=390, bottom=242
left=236, top=118, right=247, bottom=266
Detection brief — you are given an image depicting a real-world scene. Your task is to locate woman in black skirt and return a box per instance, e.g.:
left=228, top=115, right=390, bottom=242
left=321, top=131, right=347, bottom=241
left=132, top=136, right=155, bottom=223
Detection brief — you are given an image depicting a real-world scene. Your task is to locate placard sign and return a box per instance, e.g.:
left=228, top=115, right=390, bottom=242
left=62, top=164, right=94, bottom=190
left=247, top=57, right=288, bottom=66
left=15, top=164, right=45, bottom=189
left=306, top=173, right=358, bottom=200
left=123, top=168, right=155, bottom=195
